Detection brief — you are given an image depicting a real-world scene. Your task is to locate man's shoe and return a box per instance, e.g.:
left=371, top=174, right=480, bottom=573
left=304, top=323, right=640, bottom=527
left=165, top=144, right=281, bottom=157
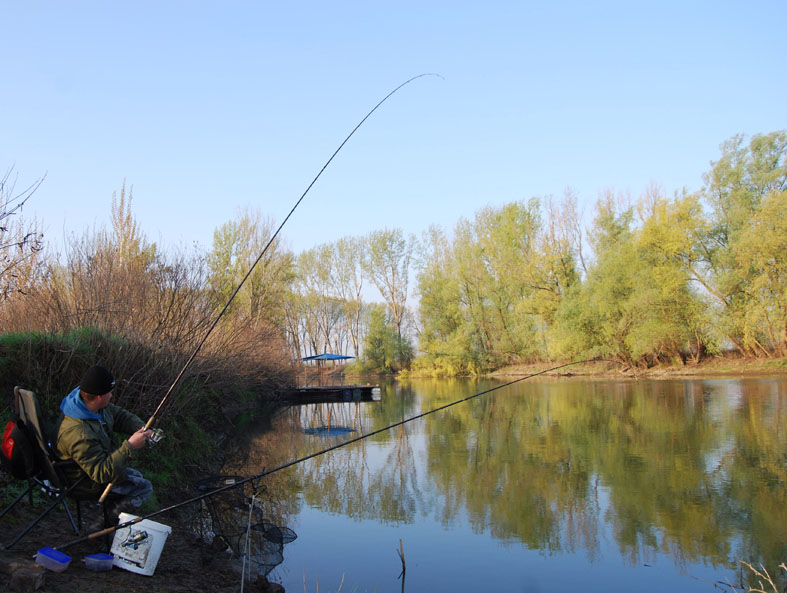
left=108, top=498, right=137, bottom=518
left=85, top=498, right=139, bottom=533
left=86, top=510, right=117, bottom=533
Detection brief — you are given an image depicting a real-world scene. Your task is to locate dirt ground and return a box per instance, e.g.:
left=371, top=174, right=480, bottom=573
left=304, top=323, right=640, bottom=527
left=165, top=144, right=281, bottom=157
left=0, top=501, right=282, bottom=593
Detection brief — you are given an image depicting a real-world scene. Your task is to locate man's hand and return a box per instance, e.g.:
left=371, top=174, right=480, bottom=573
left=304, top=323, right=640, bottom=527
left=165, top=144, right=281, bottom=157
left=128, top=427, right=153, bottom=450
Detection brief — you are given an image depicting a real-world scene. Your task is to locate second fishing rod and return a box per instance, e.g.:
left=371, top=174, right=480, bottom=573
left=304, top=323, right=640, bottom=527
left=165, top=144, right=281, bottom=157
left=97, top=73, right=439, bottom=503
left=58, top=358, right=618, bottom=550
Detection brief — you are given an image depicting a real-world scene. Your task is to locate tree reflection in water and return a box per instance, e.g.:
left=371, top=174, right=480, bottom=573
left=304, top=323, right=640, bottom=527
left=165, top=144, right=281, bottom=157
left=225, top=377, right=786, bottom=591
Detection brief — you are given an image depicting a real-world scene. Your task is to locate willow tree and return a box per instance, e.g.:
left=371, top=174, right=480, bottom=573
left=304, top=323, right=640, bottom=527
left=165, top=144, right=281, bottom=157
left=629, top=192, right=715, bottom=362
left=417, top=199, right=578, bottom=372
left=415, top=225, right=470, bottom=373
left=550, top=190, right=712, bottom=365
left=550, top=194, right=638, bottom=362
left=361, top=304, right=399, bottom=373
left=732, top=189, right=787, bottom=356
left=461, top=200, right=551, bottom=363
left=674, top=131, right=787, bottom=356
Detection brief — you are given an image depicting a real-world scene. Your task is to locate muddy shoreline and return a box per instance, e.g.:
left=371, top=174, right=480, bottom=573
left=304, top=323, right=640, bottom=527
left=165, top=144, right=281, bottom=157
left=487, top=357, right=787, bottom=380
left=0, top=502, right=275, bottom=593
left=351, top=357, right=787, bottom=382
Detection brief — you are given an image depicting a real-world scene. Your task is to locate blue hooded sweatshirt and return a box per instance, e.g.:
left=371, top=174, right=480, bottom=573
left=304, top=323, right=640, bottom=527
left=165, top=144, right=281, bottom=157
left=60, top=387, right=104, bottom=421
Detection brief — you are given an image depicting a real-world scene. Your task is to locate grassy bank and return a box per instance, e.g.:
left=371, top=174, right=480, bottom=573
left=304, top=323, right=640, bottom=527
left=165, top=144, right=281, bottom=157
left=0, top=328, right=294, bottom=508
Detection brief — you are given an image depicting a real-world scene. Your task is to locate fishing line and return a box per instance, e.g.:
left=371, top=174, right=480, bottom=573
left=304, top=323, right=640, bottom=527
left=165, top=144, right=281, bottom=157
left=98, top=72, right=441, bottom=502
left=240, top=486, right=259, bottom=593
left=148, top=71, right=441, bottom=424
left=57, top=358, right=620, bottom=550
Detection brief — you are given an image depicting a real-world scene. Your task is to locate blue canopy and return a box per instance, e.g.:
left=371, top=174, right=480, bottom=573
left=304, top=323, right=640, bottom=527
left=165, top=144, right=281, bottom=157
left=301, top=353, right=355, bottom=362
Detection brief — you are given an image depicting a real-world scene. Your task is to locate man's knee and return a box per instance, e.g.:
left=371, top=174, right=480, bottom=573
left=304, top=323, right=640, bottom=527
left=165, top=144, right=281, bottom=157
left=113, top=468, right=153, bottom=507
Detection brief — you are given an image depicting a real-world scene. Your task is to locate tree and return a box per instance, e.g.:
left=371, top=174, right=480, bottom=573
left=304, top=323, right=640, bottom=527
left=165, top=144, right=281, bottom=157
left=416, top=199, right=579, bottom=372
left=294, top=245, right=344, bottom=355
left=362, top=229, right=414, bottom=339
left=550, top=192, right=638, bottom=362
left=550, top=189, right=713, bottom=365
left=328, top=236, right=365, bottom=358
left=0, top=168, right=44, bottom=302
left=207, top=207, right=293, bottom=323
left=629, top=191, right=715, bottom=363
left=111, top=181, right=151, bottom=265
left=733, top=190, right=787, bottom=356
left=414, top=225, right=473, bottom=374
left=676, top=131, right=787, bottom=356
left=361, top=304, right=400, bottom=373
left=473, top=201, right=542, bottom=361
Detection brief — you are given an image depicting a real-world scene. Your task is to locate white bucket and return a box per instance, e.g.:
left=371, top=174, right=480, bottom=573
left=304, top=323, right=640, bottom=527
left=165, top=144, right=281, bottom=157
left=110, top=513, right=172, bottom=576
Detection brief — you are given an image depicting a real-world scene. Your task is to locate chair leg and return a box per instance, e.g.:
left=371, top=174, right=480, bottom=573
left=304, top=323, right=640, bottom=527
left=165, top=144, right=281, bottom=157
left=0, top=481, right=36, bottom=522
left=3, top=493, right=67, bottom=549
left=2, top=476, right=87, bottom=549
left=102, top=503, right=113, bottom=551
left=59, top=497, right=80, bottom=535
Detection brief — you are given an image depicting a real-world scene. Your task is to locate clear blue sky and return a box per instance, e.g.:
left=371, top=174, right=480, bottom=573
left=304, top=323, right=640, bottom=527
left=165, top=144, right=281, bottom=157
left=2, top=1, right=785, bottom=256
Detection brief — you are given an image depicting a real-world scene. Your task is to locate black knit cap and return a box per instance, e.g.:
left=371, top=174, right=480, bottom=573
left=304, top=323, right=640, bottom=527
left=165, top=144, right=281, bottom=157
left=80, top=365, right=116, bottom=396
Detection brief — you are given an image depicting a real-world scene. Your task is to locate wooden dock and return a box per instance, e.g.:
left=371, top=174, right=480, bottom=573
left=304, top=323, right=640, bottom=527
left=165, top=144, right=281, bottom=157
left=283, top=384, right=380, bottom=404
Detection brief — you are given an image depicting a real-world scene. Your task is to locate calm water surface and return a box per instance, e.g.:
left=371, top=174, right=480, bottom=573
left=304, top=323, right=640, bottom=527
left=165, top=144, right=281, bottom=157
left=228, top=376, right=786, bottom=592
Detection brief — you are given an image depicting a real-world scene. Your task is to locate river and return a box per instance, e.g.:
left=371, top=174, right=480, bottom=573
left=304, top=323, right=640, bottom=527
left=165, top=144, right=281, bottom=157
left=223, top=376, right=786, bottom=592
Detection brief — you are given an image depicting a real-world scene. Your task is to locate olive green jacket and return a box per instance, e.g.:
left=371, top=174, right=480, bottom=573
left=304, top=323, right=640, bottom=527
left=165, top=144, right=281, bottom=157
left=55, top=402, right=144, bottom=499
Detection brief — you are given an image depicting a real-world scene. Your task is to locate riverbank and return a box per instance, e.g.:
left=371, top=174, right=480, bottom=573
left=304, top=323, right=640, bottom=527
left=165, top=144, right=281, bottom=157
left=0, top=401, right=286, bottom=592
left=387, top=355, right=787, bottom=381
left=0, top=330, right=293, bottom=592
left=0, top=506, right=236, bottom=592
left=0, top=479, right=283, bottom=593
left=489, top=356, right=787, bottom=379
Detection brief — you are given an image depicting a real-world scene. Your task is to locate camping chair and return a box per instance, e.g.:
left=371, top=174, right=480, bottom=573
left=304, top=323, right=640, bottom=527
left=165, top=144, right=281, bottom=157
left=0, top=387, right=114, bottom=550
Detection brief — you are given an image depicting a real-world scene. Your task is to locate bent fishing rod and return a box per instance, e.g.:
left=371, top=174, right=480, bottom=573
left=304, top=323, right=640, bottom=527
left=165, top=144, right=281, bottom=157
left=98, top=73, right=440, bottom=503
left=59, top=358, right=622, bottom=550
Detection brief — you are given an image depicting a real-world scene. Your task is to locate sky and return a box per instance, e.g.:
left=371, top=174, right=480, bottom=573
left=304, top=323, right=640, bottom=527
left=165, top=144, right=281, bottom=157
left=2, top=1, right=786, bottom=258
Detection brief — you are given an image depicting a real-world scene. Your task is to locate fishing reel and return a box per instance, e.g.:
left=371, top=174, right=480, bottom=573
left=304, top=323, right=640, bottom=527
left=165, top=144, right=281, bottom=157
left=146, top=428, right=165, bottom=447
left=120, top=530, right=149, bottom=550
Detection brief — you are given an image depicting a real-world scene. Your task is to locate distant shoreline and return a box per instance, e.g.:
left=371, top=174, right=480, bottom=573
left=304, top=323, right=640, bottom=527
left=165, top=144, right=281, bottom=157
left=340, top=357, right=787, bottom=380
left=488, top=357, right=787, bottom=380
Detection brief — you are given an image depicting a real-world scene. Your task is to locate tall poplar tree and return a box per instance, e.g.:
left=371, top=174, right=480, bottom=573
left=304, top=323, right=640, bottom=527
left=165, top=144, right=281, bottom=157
left=362, top=228, right=413, bottom=339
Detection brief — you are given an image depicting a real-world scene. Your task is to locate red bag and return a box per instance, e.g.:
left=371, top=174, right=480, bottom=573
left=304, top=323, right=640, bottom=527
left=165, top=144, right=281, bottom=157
left=1, top=417, right=38, bottom=479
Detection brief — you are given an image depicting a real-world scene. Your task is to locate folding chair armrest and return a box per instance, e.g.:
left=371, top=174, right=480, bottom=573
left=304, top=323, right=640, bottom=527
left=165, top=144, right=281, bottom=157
left=52, top=459, right=80, bottom=470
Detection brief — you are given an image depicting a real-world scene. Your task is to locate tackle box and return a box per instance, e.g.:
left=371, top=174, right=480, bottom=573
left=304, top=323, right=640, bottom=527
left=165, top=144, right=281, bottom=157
left=84, top=552, right=114, bottom=571
left=35, top=547, right=71, bottom=572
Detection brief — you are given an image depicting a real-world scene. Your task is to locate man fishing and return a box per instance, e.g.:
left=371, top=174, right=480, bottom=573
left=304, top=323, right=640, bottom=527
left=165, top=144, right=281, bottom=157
left=55, top=365, right=154, bottom=528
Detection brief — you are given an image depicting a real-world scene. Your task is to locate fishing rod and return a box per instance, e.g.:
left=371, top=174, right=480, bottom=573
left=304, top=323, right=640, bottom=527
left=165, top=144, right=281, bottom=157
left=58, top=358, right=620, bottom=550
left=98, top=73, right=440, bottom=503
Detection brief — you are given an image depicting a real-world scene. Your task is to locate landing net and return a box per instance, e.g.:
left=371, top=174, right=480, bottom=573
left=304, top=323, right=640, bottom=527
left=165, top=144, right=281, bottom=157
left=191, top=475, right=296, bottom=577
